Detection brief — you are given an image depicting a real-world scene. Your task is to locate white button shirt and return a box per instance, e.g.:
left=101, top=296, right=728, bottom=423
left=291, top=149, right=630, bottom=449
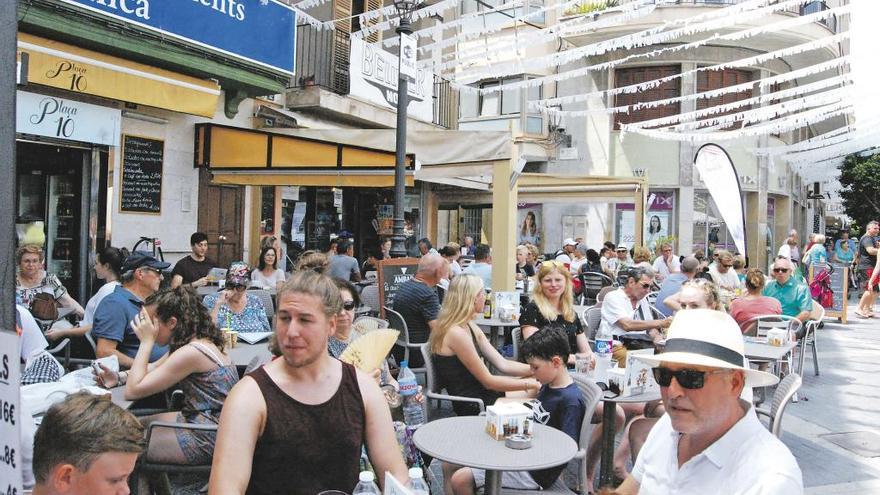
left=632, top=402, right=803, bottom=495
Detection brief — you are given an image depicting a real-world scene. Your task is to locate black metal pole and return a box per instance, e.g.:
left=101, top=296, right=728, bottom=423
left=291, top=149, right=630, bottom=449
left=390, top=15, right=412, bottom=259
left=1, top=1, right=16, bottom=332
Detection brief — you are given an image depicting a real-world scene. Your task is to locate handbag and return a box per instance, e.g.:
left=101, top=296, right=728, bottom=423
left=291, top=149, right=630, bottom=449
left=619, top=332, right=655, bottom=351
left=30, top=292, right=59, bottom=321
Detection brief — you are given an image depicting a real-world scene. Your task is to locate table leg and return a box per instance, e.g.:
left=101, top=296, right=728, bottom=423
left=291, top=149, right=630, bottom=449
left=599, top=399, right=616, bottom=488
left=485, top=470, right=502, bottom=495
left=490, top=326, right=501, bottom=349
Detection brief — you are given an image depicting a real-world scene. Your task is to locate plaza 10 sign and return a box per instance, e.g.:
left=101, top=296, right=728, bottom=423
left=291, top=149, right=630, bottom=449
left=59, top=0, right=296, bottom=75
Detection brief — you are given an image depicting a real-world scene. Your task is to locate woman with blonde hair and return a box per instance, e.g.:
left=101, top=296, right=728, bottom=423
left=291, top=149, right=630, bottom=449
left=430, top=274, right=539, bottom=417
left=519, top=261, right=593, bottom=366
left=632, top=246, right=652, bottom=270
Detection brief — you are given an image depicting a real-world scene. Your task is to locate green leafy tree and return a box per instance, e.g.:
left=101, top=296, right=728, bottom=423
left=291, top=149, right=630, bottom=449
left=838, top=153, right=880, bottom=232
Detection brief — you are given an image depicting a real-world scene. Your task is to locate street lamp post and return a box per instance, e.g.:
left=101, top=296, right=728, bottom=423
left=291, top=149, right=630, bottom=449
left=389, top=0, right=419, bottom=258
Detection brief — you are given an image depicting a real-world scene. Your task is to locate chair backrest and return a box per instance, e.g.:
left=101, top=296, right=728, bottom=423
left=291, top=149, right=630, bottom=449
left=570, top=374, right=603, bottom=449
left=769, top=373, right=803, bottom=438
left=753, top=314, right=800, bottom=339
left=384, top=306, right=411, bottom=345
left=511, top=327, right=523, bottom=362
left=580, top=272, right=612, bottom=305
left=248, top=289, right=275, bottom=322
left=646, top=291, right=659, bottom=306
left=361, top=285, right=380, bottom=314
left=596, top=286, right=616, bottom=304
left=585, top=306, right=603, bottom=342
left=420, top=342, right=440, bottom=420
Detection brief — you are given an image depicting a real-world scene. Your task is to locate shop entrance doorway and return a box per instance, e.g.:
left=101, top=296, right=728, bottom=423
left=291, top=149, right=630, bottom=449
left=198, top=168, right=244, bottom=267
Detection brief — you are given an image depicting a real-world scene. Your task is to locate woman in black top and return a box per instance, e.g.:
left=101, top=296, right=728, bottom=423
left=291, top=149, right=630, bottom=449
left=520, top=261, right=594, bottom=366
left=429, top=274, right=539, bottom=416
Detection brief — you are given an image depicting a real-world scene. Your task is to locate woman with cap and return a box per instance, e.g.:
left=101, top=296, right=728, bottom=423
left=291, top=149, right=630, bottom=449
left=203, top=262, right=270, bottom=333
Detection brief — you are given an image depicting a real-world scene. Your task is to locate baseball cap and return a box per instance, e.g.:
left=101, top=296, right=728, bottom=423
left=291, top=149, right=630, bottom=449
left=616, top=244, right=628, bottom=251
left=122, top=251, right=170, bottom=273
left=564, top=238, right=577, bottom=247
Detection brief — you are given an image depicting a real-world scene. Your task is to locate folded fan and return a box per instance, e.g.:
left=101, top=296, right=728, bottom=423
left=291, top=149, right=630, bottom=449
left=339, top=329, right=400, bottom=372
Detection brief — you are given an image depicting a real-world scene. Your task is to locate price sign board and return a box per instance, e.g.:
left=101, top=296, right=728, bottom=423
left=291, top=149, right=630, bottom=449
left=0, top=331, right=22, bottom=495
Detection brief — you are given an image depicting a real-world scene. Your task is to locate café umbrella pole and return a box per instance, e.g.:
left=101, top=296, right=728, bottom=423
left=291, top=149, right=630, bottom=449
left=389, top=0, right=419, bottom=258
left=1, top=1, right=16, bottom=330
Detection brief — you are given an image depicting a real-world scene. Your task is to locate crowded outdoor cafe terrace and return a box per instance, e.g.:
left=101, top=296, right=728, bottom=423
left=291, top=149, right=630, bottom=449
left=9, top=226, right=859, bottom=495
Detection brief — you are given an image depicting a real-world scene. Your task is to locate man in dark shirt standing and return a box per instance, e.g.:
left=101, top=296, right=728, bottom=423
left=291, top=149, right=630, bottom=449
left=170, top=232, right=217, bottom=289
left=856, top=220, right=880, bottom=318
left=392, top=253, right=448, bottom=347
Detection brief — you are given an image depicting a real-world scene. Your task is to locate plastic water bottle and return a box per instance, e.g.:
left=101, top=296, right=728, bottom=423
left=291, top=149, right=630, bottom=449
left=594, top=324, right=614, bottom=383
left=408, top=467, right=430, bottom=495
left=353, top=471, right=381, bottom=495
left=398, top=360, right=425, bottom=427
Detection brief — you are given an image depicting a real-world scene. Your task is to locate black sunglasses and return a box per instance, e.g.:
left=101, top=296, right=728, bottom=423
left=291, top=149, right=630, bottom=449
left=639, top=282, right=652, bottom=289
left=342, top=301, right=357, bottom=311
left=773, top=268, right=790, bottom=273
left=652, top=367, right=730, bottom=390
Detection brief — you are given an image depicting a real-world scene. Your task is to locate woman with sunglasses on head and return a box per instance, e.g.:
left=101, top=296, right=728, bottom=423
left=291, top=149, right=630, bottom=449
left=328, top=279, right=399, bottom=390
left=728, top=268, right=781, bottom=334
left=95, top=286, right=239, bottom=465
left=430, top=274, right=540, bottom=417
left=203, top=262, right=271, bottom=333
left=520, top=261, right=593, bottom=367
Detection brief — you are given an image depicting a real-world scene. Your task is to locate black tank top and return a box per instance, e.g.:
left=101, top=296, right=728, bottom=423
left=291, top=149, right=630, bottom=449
left=246, top=361, right=365, bottom=495
left=432, top=323, right=502, bottom=416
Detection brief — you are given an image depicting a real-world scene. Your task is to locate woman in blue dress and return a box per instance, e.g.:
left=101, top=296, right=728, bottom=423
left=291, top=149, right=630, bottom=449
left=204, top=262, right=271, bottom=333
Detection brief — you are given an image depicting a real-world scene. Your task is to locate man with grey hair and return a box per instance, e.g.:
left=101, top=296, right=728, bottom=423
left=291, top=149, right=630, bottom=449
left=92, top=251, right=169, bottom=368
left=763, top=256, right=812, bottom=324
left=392, top=253, right=449, bottom=349
left=655, top=256, right=700, bottom=317
left=651, top=242, right=680, bottom=282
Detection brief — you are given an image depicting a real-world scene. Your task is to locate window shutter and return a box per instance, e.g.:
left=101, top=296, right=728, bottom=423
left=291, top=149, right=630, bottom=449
left=613, top=65, right=681, bottom=129
left=362, top=0, right=384, bottom=44
left=332, top=0, right=353, bottom=94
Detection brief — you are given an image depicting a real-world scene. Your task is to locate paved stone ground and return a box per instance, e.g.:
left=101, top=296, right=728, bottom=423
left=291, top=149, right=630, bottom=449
left=784, top=297, right=880, bottom=493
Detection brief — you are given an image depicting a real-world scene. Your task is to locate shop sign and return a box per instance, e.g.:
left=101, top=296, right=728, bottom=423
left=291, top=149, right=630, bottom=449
left=59, top=0, right=296, bottom=74
left=398, top=32, right=417, bottom=80
left=0, top=331, right=23, bottom=495
left=16, top=90, right=121, bottom=146
left=349, top=37, right=433, bottom=123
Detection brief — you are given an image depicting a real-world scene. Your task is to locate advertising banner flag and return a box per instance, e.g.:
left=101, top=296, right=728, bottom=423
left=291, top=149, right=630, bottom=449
left=694, top=143, right=747, bottom=257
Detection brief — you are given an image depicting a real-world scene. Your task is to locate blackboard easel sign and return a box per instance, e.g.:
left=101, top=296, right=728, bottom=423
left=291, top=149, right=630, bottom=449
left=810, top=263, right=848, bottom=323
left=120, top=134, right=164, bottom=214
left=377, top=257, right=420, bottom=317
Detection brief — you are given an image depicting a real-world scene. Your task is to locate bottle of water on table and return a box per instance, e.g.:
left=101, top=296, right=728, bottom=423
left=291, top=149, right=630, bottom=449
left=398, top=360, right=425, bottom=427
left=353, top=471, right=381, bottom=495
left=408, top=467, right=430, bottom=495
left=594, top=323, right=614, bottom=384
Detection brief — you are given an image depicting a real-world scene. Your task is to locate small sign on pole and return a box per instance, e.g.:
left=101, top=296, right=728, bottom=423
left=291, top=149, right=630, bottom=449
left=399, top=32, right=418, bottom=81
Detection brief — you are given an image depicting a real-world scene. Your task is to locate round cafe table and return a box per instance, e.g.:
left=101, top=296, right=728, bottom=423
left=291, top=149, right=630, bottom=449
left=413, top=416, right=577, bottom=495
left=474, top=316, right=519, bottom=349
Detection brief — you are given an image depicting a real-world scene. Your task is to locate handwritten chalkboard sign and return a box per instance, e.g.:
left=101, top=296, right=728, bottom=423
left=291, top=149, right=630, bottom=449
left=378, top=257, right=420, bottom=315
left=120, top=135, right=163, bottom=214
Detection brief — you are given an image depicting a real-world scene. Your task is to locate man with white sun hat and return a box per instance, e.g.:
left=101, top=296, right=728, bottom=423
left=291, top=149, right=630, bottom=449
left=616, top=309, right=803, bottom=495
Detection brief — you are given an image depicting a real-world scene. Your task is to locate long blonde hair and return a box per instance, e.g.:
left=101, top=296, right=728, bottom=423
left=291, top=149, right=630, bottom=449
left=429, top=274, right=484, bottom=354
left=532, top=261, right=576, bottom=323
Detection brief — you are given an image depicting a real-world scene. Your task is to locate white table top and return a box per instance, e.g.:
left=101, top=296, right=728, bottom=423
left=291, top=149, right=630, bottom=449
left=474, top=316, right=521, bottom=328
left=744, top=340, right=797, bottom=361
left=228, top=341, right=274, bottom=367
left=413, top=416, right=577, bottom=472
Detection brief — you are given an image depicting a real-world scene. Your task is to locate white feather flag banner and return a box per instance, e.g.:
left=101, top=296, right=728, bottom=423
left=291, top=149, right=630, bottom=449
left=694, top=144, right=748, bottom=257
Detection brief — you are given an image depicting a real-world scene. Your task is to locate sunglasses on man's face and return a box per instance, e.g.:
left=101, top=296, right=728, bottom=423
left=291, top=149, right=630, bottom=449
left=652, top=367, right=730, bottom=389
left=638, top=282, right=652, bottom=289
left=773, top=267, right=790, bottom=273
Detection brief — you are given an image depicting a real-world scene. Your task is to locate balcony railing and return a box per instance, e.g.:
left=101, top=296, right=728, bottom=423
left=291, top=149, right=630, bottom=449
left=291, top=24, right=458, bottom=128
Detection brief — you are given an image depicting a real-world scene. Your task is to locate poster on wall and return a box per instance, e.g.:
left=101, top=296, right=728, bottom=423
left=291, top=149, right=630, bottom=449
left=517, top=204, right=542, bottom=250
left=645, top=211, right=672, bottom=252
left=617, top=192, right=674, bottom=251
left=291, top=201, right=306, bottom=244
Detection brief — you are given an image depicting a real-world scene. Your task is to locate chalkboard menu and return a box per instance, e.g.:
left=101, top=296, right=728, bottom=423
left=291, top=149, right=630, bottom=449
left=378, top=257, right=420, bottom=315
left=120, top=135, right=163, bottom=214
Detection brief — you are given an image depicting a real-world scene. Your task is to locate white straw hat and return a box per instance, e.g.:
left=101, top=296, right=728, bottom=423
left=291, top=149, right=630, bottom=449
left=633, top=309, right=779, bottom=388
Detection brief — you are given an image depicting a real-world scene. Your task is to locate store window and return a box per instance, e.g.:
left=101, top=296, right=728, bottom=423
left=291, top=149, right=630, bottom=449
left=614, top=191, right=675, bottom=252
left=614, top=65, right=681, bottom=130
left=260, top=186, right=276, bottom=234
left=693, top=191, right=737, bottom=256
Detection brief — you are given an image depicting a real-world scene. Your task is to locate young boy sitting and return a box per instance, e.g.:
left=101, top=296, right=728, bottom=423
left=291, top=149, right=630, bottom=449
left=446, top=326, right=587, bottom=494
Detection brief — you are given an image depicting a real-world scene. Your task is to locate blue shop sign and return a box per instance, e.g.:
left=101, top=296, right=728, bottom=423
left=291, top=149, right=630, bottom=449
left=59, top=0, right=296, bottom=75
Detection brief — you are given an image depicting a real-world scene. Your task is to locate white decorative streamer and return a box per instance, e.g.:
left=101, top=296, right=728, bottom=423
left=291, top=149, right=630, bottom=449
left=295, top=7, right=332, bottom=30
left=538, top=55, right=850, bottom=109
left=458, top=30, right=848, bottom=96
left=350, top=0, right=462, bottom=39
left=621, top=102, right=852, bottom=142
left=453, top=0, right=813, bottom=84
